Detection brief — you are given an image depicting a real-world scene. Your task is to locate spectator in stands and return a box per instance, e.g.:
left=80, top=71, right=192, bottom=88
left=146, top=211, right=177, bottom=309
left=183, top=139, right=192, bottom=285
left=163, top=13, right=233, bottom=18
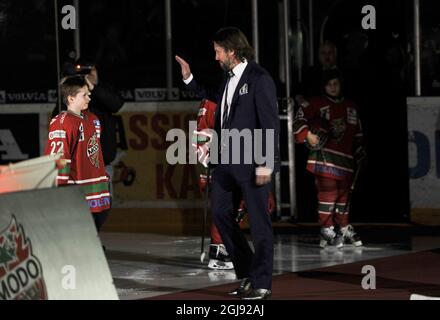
left=294, top=40, right=338, bottom=108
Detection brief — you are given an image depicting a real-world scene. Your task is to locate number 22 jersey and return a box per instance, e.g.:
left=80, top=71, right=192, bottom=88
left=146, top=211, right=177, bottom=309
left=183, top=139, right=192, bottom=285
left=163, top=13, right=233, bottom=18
left=44, top=110, right=110, bottom=213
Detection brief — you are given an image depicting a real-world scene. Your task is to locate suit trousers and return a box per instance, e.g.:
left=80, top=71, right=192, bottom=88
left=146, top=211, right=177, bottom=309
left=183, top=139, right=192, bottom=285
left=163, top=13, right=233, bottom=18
left=211, top=164, right=273, bottom=290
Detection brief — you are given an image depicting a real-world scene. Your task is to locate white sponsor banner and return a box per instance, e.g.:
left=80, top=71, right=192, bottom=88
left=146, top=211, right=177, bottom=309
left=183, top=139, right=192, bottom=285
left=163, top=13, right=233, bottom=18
left=0, top=101, right=199, bottom=113
left=407, top=97, right=440, bottom=208
left=134, top=88, right=179, bottom=101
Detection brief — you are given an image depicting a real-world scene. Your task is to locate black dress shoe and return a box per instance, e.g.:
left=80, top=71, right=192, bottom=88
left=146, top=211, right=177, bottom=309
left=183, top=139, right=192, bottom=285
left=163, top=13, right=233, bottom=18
left=228, top=278, right=252, bottom=296
left=242, top=288, right=272, bottom=300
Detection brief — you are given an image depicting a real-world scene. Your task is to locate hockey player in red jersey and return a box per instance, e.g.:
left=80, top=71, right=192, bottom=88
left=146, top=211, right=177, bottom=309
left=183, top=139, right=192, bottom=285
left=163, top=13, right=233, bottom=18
left=45, top=76, right=110, bottom=231
left=193, top=99, right=233, bottom=269
left=293, top=69, right=365, bottom=248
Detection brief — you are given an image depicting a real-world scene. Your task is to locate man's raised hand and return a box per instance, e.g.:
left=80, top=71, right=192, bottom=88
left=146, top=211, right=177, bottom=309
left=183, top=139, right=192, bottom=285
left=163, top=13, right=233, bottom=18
left=175, top=55, right=192, bottom=80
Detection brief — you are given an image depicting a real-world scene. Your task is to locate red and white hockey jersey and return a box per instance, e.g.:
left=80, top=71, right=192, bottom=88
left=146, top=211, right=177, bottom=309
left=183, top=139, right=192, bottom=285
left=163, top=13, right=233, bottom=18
left=293, top=96, right=363, bottom=180
left=192, top=99, right=217, bottom=168
left=44, top=110, right=110, bottom=213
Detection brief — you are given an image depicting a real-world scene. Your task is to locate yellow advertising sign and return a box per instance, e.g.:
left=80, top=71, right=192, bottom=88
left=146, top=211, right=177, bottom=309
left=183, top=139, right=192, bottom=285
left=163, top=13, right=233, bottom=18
left=113, top=105, right=204, bottom=207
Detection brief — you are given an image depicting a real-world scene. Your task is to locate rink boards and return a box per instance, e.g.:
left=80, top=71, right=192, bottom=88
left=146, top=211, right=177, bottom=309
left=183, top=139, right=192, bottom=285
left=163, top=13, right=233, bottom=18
left=0, top=186, right=118, bottom=300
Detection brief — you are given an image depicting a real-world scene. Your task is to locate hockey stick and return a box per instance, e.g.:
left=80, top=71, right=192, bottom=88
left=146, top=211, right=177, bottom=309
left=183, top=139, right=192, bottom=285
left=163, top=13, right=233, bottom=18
left=345, top=160, right=363, bottom=213
left=200, top=167, right=210, bottom=263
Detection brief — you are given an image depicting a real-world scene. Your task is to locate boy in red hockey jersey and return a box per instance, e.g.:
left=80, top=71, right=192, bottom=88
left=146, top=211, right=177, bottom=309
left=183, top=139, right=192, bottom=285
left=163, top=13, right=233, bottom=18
left=293, top=69, right=364, bottom=248
left=45, top=76, right=110, bottom=231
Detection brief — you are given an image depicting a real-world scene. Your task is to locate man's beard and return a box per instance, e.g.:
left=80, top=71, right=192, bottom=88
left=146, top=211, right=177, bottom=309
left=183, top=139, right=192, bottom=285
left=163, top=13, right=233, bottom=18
left=219, top=58, right=232, bottom=72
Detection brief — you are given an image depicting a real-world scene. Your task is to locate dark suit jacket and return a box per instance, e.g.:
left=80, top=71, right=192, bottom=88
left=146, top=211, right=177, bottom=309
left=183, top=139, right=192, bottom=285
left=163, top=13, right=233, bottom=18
left=187, top=61, right=280, bottom=181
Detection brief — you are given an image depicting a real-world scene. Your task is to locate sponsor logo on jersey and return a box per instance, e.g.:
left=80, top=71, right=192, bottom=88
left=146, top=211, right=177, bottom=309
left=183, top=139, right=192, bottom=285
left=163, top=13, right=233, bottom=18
left=88, top=197, right=111, bottom=209
left=93, top=120, right=101, bottom=139
left=48, top=130, right=66, bottom=140
left=79, top=123, right=84, bottom=142
left=347, top=108, right=358, bottom=125
left=320, top=106, right=330, bottom=120
left=87, top=133, right=100, bottom=168
left=0, top=216, right=47, bottom=300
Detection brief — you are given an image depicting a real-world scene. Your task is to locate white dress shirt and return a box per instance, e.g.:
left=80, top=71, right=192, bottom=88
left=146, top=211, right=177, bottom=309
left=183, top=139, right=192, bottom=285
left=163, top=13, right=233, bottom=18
left=219, top=60, right=247, bottom=128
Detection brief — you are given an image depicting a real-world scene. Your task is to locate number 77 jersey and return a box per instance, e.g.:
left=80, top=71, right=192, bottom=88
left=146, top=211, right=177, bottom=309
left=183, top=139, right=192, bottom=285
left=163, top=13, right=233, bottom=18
left=44, top=110, right=110, bottom=213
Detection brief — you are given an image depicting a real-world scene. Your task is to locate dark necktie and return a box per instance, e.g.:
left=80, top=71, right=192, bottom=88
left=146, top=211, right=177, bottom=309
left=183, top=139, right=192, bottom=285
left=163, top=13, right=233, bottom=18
left=222, top=70, right=234, bottom=129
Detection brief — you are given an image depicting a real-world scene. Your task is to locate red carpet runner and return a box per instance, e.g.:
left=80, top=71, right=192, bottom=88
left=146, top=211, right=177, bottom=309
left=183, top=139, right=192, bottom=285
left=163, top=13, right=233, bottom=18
left=148, top=249, right=440, bottom=300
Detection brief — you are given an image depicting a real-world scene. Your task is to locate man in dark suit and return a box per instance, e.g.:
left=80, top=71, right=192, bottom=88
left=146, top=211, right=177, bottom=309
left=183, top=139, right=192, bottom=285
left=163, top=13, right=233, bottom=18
left=176, top=27, right=280, bottom=300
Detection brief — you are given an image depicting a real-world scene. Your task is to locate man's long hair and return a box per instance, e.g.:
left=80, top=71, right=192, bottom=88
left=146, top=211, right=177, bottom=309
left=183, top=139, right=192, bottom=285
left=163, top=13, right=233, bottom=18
left=212, top=27, right=254, bottom=62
